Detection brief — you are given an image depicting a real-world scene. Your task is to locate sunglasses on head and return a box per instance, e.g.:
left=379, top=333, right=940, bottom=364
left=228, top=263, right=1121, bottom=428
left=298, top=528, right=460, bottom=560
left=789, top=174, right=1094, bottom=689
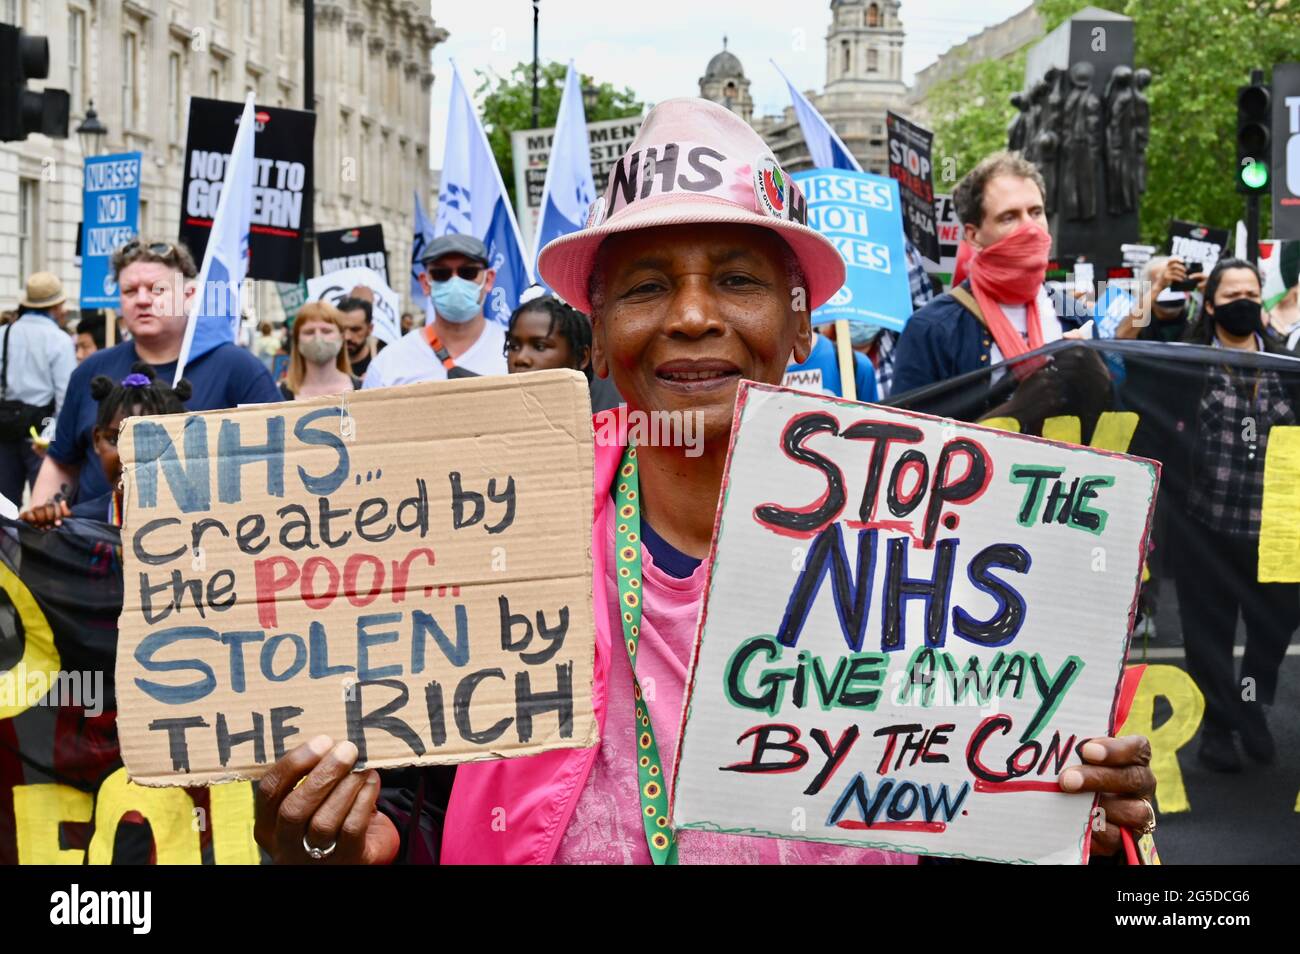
left=120, top=239, right=178, bottom=257
left=428, top=264, right=483, bottom=283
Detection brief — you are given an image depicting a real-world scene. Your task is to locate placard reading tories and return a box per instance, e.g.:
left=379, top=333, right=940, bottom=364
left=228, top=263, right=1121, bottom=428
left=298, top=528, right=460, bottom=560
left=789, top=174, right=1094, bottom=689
left=673, top=383, right=1158, bottom=864
left=116, top=371, right=597, bottom=786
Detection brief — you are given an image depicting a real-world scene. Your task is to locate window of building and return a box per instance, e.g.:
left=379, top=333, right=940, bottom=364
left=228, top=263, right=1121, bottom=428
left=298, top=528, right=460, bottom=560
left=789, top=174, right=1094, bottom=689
left=246, top=69, right=261, bottom=100
left=209, top=68, right=221, bottom=97
left=17, top=178, right=36, bottom=277
left=169, top=51, right=184, bottom=142
left=121, top=31, right=139, bottom=131
left=867, top=3, right=880, bottom=28
left=868, top=48, right=878, bottom=73
left=361, top=120, right=373, bottom=204
left=68, top=7, right=87, bottom=114
left=244, top=0, right=256, bottom=35
left=381, top=130, right=392, bottom=206
left=210, top=52, right=229, bottom=98
left=842, top=40, right=850, bottom=75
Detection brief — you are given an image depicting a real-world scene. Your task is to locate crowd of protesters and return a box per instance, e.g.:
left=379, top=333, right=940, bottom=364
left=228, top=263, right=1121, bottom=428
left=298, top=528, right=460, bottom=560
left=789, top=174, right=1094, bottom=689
left=6, top=110, right=1298, bottom=864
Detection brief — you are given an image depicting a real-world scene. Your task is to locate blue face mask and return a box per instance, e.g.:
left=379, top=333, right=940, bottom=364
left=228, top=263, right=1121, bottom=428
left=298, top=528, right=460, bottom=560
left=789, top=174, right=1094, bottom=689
left=431, top=276, right=483, bottom=323
left=849, top=324, right=883, bottom=348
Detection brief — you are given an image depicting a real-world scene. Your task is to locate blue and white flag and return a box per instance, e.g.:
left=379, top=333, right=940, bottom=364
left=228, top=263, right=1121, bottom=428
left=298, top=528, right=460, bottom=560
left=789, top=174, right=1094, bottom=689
left=175, top=93, right=256, bottom=384
left=773, top=60, right=862, bottom=172
left=410, top=190, right=436, bottom=310
left=532, top=61, right=596, bottom=285
left=435, top=62, right=533, bottom=326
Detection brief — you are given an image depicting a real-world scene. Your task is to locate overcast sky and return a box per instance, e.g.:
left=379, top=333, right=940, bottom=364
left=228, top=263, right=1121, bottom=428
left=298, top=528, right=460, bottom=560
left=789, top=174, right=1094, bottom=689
left=427, top=0, right=1033, bottom=167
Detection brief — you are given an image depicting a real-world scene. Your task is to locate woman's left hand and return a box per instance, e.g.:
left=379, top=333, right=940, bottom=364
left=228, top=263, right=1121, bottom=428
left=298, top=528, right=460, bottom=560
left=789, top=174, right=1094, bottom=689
left=1058, top=735, right=1156, bottom=858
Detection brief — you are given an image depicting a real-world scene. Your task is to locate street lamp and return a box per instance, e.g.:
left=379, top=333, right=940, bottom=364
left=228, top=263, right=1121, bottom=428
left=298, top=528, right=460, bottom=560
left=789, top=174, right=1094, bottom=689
left=76, top=100, right=107, bottom=156
left=582, top=82, right=598, bottom=113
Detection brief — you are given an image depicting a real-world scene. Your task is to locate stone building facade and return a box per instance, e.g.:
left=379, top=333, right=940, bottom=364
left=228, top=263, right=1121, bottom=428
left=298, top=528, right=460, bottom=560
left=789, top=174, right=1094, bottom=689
left=700, top=0, right=907, bottom=174
left=0, top=0, right=446, bottom=317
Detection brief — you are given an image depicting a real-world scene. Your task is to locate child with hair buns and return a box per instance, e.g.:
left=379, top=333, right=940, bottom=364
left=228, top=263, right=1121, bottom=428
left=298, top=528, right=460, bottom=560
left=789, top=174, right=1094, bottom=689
left=20, top=364, right=191, bottom=528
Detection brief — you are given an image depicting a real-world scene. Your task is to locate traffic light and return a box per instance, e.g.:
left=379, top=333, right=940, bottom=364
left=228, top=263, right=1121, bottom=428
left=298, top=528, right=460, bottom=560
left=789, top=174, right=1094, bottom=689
left=1236, top=75, right=1271, bottom=194
left=0, top=24, right=70, bottom=142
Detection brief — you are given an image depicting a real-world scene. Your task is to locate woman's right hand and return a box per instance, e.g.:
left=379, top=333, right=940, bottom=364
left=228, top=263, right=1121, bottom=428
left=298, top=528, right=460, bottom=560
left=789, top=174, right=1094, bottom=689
left=254, top=735, right=400, bottom=865
left=19, top=499, right=71, bottom=529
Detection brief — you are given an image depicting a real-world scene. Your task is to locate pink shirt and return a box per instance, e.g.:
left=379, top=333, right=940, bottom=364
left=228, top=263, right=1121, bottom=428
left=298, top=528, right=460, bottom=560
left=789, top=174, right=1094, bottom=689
left=553, top=506, right=918, bottom=866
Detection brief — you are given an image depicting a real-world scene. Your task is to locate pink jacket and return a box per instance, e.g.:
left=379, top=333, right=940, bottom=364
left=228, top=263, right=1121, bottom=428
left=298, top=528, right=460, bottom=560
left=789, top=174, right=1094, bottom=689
left=439, top=413, right=622, bottom=864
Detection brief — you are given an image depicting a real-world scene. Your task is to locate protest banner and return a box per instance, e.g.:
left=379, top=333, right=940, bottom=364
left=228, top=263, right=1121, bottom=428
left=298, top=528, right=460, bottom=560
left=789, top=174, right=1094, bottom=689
left=1167, top=219, right=1229, bottom=274
left=114, top=370, right=597, bottom=787
left=886, top=111, right=940, bottom=263
left=306, top=266, right=401, bottom=345
left=276, top=280, right=309, bottom=324
left=511, top=115, right=643, bottom=250
left=673, top=380, right=1158, bottom=864
left=179, top=97, right=315, bottom=283
left=317, top=225, right=389, bottom=285
left=80, top=152, right=141, bottom=308
left=1273, top=63, right=1300, bottom=240
left=793, top=169, right=914, bottom=332
left=922, top=192, right=960, bottom=281
left=0, top=518, right=262, bottom=864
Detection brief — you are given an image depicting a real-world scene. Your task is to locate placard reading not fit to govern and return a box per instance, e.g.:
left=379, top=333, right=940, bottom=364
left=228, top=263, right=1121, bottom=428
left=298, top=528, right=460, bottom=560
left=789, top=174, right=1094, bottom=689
left=672, top=382, right=1159, bottom=864
left=115, top=371, right=597, bottom=786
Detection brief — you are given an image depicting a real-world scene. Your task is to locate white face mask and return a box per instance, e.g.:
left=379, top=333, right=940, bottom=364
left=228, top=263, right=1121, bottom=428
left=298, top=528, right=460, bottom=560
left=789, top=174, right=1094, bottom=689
left=299, top=335, right=343, bottom=365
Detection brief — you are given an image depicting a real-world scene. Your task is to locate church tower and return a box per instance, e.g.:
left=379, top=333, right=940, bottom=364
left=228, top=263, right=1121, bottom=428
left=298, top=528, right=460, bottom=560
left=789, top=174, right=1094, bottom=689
left=826, top=0, right=907, bottom=96
left=698, top=37, right=754, bottom=122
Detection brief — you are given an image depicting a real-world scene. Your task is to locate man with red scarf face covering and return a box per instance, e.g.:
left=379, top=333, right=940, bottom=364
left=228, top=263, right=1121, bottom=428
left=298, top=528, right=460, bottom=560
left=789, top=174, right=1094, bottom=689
left=892, top=152, right=1071, bottom=397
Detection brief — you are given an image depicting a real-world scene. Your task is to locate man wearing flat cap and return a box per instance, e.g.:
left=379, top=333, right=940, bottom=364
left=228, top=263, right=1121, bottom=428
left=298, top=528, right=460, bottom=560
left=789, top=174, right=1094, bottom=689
left=362, top=234, right=506, bottom=388
left=0, top=272, right=76, bottom=506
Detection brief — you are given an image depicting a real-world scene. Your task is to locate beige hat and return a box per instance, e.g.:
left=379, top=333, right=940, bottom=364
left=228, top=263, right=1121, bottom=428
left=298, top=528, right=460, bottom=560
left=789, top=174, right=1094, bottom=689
left=19, top=272, right=66, bottom=310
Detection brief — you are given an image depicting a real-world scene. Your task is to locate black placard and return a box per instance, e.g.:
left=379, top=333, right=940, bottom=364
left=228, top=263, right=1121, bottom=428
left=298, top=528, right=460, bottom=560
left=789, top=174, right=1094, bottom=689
left=317, top=224, right=389, bottom=285
left=178, top=97, right=316, bottom=283
left=886, top=111, right=939, bottom=263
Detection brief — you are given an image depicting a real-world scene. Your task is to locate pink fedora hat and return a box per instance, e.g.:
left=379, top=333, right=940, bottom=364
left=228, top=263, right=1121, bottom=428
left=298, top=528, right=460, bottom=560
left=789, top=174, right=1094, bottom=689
left=537, top=97, right=846, bottom=314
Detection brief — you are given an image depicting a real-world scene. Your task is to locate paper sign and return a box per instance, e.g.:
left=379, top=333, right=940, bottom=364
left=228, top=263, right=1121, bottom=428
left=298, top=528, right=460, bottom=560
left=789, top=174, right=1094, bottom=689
left=307, top=266, right=401, bottom=345
left=673, top=382, right=1159, bottom=864
left=115, top=370, right=597, bottom=786
left=794, top=169, right=915, bottom=332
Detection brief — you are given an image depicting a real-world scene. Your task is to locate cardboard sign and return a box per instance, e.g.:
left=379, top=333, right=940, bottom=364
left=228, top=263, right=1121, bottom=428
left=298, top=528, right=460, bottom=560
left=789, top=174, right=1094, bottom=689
left=306, top=266, right=401, bottom=345
left=317, top=224, right=389, bottom=285
left=179, top=97, right=316, bottom=283
left=80, top=152, right=141, bottom=308
left=115, top=370, right=597, bottom=786
left=886, top=111, right=940, bottom=263
left=794, top=169, right=914, bottom=332
left=673, top=382, right=1159, bottom=864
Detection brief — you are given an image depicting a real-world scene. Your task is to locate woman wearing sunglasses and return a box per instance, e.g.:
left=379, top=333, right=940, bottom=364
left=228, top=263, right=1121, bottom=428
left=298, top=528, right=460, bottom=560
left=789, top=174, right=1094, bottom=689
left=362, top=235, right=507, bottom=389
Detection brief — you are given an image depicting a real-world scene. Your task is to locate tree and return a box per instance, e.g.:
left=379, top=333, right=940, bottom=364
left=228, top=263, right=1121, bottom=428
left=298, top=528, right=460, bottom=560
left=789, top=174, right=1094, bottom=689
left=927, top=0, right=1300, bottom=244
left=476, top=61, right=644, bottom=210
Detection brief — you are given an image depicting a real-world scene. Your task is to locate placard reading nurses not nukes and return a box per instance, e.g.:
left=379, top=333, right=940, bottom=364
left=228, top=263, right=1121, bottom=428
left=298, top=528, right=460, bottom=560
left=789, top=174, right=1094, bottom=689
left=115, top=371, right=597, bottom=786
left=179, top=97, right=316, bottom=284
left=673, top=383, right=1158, bottom=865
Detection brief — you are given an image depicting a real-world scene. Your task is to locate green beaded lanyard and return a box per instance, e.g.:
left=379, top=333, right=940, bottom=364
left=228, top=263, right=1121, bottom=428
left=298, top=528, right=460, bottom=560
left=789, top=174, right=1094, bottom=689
left=613, top=444, right=679, bottom=865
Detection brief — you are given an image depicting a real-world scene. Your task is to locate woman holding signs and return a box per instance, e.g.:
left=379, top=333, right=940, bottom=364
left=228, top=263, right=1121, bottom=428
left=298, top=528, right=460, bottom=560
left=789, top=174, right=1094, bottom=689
left=252, top=99, right=1155, bottom=865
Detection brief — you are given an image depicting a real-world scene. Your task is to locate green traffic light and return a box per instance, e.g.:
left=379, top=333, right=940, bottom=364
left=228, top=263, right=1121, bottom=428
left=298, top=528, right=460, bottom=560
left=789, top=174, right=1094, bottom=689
left=1241, top=160, right=1269, bottom=189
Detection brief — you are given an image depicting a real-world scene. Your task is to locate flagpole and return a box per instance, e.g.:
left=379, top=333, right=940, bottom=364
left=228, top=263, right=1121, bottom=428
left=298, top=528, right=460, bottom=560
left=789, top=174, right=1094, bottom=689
left=302, top=0, right=316, bottom=281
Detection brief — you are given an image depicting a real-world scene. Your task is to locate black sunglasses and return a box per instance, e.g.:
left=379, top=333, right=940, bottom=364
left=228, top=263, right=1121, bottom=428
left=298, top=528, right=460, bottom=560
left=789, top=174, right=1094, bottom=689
left=428, top=265, right=483, bottom=283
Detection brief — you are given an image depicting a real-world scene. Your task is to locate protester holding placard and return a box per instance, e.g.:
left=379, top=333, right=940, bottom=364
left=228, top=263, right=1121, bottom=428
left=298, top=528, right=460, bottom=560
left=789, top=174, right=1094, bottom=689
left=363, top=235, right=507, bottom=388
left=280, top=302, right=362, bottom=401
left=1132, top=258, right=1300, bottom=772
left=252, top=99, right=1155, bottom=866
left=31, top=239, right=280, bottom=509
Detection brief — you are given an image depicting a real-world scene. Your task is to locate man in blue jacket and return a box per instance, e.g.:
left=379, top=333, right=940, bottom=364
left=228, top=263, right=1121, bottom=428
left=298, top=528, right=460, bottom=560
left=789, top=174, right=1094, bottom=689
left=32, top=239, right=280, bottom=508
left=891, top=152, right=1067, bottom=398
